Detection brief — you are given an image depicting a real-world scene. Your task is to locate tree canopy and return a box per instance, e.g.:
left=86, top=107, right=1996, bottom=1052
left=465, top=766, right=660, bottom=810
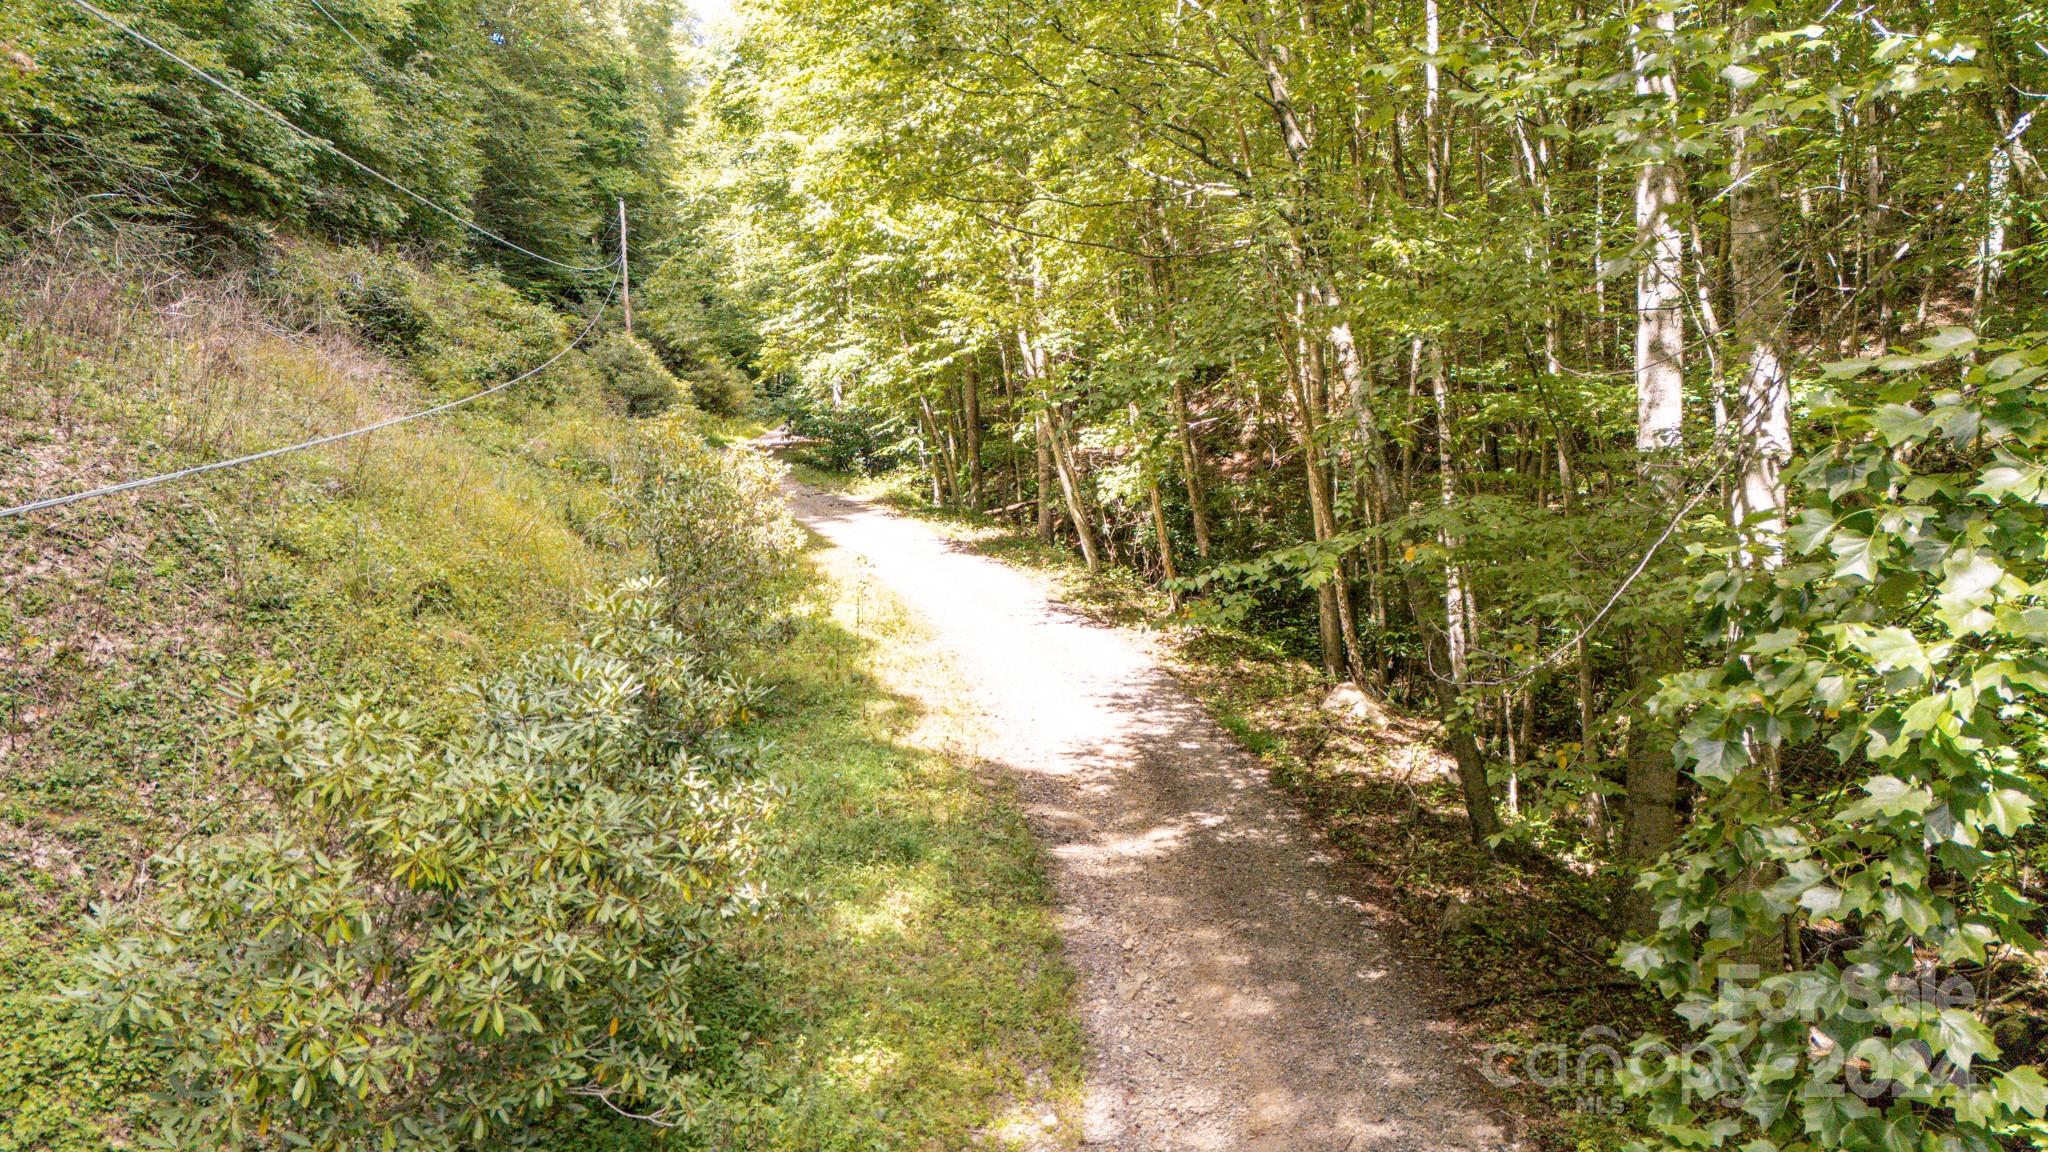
left=696, top=1, right=2048, bottom=1148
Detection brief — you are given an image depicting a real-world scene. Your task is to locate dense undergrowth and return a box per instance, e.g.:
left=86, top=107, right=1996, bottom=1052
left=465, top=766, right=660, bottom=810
left=1, top=240, right=641, bottom=1150
left=0, top=241, right=1076, bottom=1151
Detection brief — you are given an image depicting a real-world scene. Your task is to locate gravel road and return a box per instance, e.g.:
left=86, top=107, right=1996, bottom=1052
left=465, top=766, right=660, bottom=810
left=788, top=482, right=1518, bottom=1152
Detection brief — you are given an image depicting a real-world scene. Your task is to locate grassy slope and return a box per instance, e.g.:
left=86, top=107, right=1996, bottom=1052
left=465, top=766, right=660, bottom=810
left=786, top=463, right=1672, bottom=1151
left=0, top=253, right=640, bottom=1151
left=0, top=255, right=1076, bottom=1152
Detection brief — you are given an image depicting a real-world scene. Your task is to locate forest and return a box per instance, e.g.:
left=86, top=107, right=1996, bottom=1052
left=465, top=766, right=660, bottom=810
left=2, top=0, right=2046, bottom=1149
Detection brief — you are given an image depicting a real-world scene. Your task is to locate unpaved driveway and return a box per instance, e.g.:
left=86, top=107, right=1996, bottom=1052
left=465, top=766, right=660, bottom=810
left=788, top=483, right=1515, bottom=1152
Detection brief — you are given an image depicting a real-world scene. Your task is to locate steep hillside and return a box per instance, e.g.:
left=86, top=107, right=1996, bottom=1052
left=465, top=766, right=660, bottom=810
left=0, top=238, right=1084, bottom=1152
left=0, top=240, right=647, bottom=1149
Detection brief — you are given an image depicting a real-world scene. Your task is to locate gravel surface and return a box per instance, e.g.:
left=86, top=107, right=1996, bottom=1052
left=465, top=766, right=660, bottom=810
left=789, top=483, right=1519, bottom=1152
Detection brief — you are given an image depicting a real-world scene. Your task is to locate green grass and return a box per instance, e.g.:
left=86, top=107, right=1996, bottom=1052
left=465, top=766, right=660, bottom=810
left=0, top=254, right=646, bottom=1152
left=660, top=538, right=1084, bottom=1149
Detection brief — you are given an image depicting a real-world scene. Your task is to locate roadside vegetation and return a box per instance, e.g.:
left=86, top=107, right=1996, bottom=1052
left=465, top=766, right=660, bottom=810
left=0, top=238, right=1079, bottom=1151
left=0, top=0, right=1078, bottom=1134
left=694, top=531, right=1083, bottom=1150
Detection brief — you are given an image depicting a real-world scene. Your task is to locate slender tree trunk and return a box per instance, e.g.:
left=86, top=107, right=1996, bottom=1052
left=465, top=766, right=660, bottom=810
left=962, top=358, right=984, bottom=509
left=1728, top=27, right=1791, bottom=561
left=1131, top=402, right=1180, bottom=603
left=1633, top=10, right=1685, bottom=458
left=1975, top=106, right=2031, bottom=317
left=1427, top=342, right=1501, bottom=843
left=1150, top=483, right=1179, bottom=603
left=1617, top=10, right=1686, bottom=929
left=1171, top=378, right=1212, bottom=557
left=1424, top=0, right=1445, bottom=206
left=1577, top=625, right=1609, bottom=848
left=1035, top=416, right=1055, bottom=543
left=1727, top=7, right=1796, bottom=970
left=1019, top=324, right=1100, bottom=569
left=997, top=340, right=1026, bottom=508
left=1044, top=406, right=1102, bottom=571
left=1280, top=298, right=1347, bottom=681
left=1863, top=114, right=1893, bottom=348
left=918, top=394, right=956, bottom=506
left=1592, top=164, right=1611, bottom=361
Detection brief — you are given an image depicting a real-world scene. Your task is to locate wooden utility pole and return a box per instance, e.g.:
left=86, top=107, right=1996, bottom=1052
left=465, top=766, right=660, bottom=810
left=618, top=198, right=633, bottom=337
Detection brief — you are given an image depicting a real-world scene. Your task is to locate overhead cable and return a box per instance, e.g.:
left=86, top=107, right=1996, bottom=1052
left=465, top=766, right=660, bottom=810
left=0, top=278, right=618, bottom=520
left=61, top=0, right=618, bottom=276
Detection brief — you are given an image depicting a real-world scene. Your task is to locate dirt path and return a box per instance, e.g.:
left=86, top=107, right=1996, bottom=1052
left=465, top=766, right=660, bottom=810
left=788, top=483, right=1516, bottom=1152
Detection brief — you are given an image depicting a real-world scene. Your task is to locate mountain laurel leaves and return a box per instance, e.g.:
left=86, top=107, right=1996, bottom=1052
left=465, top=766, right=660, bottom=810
left=73, top=578, right=780, bottom=1150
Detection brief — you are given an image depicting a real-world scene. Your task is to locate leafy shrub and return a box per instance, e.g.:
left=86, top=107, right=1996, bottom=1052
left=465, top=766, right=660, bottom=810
left=770, top=382, right=901, bottom=474
left=73, top=579, right=778, bottom=1150
left=263, top=245, right=581, bottom=398
left=623, top=418, right=803, bottom=656
left=680, top=356, right=753, bottom=417
left=1627, top=328, right=2048, bottom=1151
left=591, top=331, right=684, bottom=416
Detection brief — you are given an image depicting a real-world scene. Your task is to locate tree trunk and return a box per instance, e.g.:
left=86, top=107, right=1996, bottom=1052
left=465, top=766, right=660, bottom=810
left=1131, top=402, right=1180, bottom=603
left=962, top=358, right=985, bottom=509
left=1280, top=298, right=1348, bottom=681
left=1577, top=626, right=1609, bottom=849
left=1619, top=8, right=1686, bottom=928
left=918, top=394, right=956, bottom=506
left=1427, top=342, right=1501, bottom=843
left=1044, top=406, right=1102, bottom=571
left=1632, top=8, right=1685, bottom=458
left=1171, top=378, right=1212, bottom=557
left=1035, top=416, right=1055, bottom=543
left=1727, top=23, right=1791, bottom=562
left=1149, top=483, right=1179, bottom=605
left=1019, top=324, right=1100, bottom=570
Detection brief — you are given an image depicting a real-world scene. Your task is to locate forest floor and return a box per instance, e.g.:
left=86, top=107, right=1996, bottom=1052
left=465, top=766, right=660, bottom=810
left=785, top=478, right=1522, bottom=1152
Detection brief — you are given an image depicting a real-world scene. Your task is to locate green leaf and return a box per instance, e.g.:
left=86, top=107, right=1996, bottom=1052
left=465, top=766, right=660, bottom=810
left=1721, top=63, right=1762, bottom=88
left=1998, top=1066, right=2048, bottom=1117
left=1839, top=775, right=1934, bottom=822
left=1831, top=532, right=1880, bottom=582
left=1983, top=788, right=2036, bottom=837
left=1849, top=626, right=1930, bottom=675
left=1870, top=404, right=1931, bottom=445
left=1974, top=463, right=2047, bottom=503
left=1798, top=885, right=1842, bottom=916
left=1930, top=1007, right=1999, bottom=1068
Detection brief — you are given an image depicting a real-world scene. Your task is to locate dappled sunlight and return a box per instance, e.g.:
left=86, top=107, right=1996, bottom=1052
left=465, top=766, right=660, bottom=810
left=713, top=512, right=1086, bottom=1146
left=822, top=1039, right=905, bottom=1095
left=788, top=482, right=1516, bottom=1151
left=833, top=879, right=935, bottom=941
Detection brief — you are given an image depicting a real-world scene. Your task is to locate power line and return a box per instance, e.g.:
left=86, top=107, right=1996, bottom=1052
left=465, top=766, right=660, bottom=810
left=0, top=276, right=619, bottom=521
left=60, top=0, right=617, bottom=276
left=304, top=0, right=374, bottom=63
